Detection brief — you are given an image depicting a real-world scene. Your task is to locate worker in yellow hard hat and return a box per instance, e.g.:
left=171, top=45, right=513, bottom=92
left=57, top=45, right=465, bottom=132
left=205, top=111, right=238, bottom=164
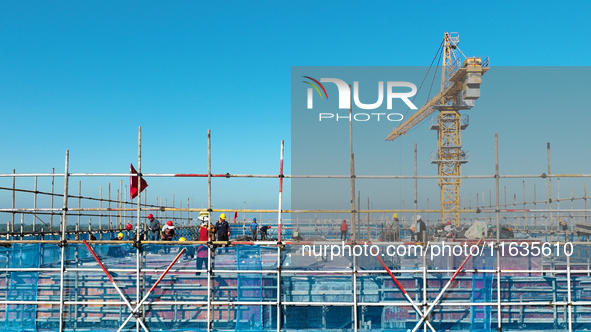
left=115, top=232, right=124, bottom=240
left=387, top=213, right=400, bottom=241
left=215, top=213, right=230, bottom=253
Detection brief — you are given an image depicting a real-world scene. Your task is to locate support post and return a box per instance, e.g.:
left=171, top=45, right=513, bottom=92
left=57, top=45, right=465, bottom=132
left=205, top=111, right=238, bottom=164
left=414, top=143, right=418, bottom=226
left=207, top=129, right=212, bottom=332
left=495, top=134, right=501, bottom=332
left=136, top=126, right=143, bottom=332
left=58, top=150, right=69, bottom=332
left=548, top=143, right=553, bottom=241
left=278, top=140, right=284, bottom=242
left=349, top=84, right=356, bottom=243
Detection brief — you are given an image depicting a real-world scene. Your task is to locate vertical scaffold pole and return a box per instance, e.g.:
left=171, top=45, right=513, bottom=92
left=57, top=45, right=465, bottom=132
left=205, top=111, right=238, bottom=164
left=207, top=129, right=212, bottom=332
left=108, top=183, right=111, bottom=230
left=277, top=140, right=284, bottom=332
left=33, top=176, right=37, bottom=232
left=495, top=134, right=501, bottom=331
left=348, top=84, right=357, bottom=332
left=567, top=244, right=572, bottom=332
left=51, top=168, right=55, bottom=234
left=58, top=150, right=69, bottom=332
left=99, top=186, right=102, bottom=240
left=414, top=143, right=418, bottom=228
left=12, top=169, right=15, bottom=234
left=422, top=241, right=427, bottom=332
left=276, top=242, right=281, bottom=332
left=548, top=143, right=553, bottom=241
left=136, top=126, right=142, bottom=332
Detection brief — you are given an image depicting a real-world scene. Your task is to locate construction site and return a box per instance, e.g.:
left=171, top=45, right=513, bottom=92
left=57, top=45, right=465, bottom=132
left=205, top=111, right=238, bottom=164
left=2, top=32, right=591, bottom=332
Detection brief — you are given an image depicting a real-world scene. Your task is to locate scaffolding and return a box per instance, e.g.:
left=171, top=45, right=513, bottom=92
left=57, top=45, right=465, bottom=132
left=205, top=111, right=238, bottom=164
left=2, top=129, right=591, bottom=332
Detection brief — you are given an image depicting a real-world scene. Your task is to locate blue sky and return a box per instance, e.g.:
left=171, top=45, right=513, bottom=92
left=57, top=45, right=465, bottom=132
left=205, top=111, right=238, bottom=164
left=1, top=1, right=590, bottom=222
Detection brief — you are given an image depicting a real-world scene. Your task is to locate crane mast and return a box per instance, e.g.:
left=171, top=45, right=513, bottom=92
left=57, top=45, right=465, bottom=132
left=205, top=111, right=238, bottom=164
left=386, top=32, right=489, bottom=225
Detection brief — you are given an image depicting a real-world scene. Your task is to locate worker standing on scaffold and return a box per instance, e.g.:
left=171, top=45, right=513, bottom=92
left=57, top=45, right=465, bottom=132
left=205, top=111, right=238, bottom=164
left=387, top=214, right=401, bottom=241
left=415, top=215, right=427, bottom=242
left=340, top=220, right=348, bottom=241
left=250, top=218, right=259, bottom=241
left=215, top=214, right=230, bottom=253
left=146, top=213, right=160, bottom=241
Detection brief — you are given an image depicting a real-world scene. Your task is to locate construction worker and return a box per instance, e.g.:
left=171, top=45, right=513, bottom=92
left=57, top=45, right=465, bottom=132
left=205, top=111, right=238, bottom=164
left=415, top=215, right=427, bottom=242
left=292, top=228, right=303, bottom=241
left=161, top=221, right=175, bottom=240
left=388, top=214, right=400, bottom=241
left=161, top=221, right=175, bottom=254
left=179, top=237, right=194, bottom=260
left=195, top=243, right=208, bottom=276
left=108, top=232, right=126, bottom=257
left=147, top=213, right=161, bottom=241
left=260, top=225, right=271, bottom=240
left=340, top=220, right=348, bottom=241
left=198, top=216, right=210, bottom=242
left=444, top=221, right=454, bottom=239
left=215, top=214, right=230, bottom=253
left=250, top=218, right=259, bottom=241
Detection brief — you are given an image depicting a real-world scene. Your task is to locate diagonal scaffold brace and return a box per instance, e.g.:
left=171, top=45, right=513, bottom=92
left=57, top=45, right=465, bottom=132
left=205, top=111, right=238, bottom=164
left=82, top=239, right=151, bottom=332
left=116, top=247, right=187, bottom=332
left=370, top=247, right=436, bottom=332
left=411, top=238, right=485, bottom=332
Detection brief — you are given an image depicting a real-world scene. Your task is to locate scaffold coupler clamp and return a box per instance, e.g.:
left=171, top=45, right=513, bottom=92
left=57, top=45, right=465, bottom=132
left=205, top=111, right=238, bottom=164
left=58, top=239, right=68, bottom=248
left=133, top=239, right=142, bottom=249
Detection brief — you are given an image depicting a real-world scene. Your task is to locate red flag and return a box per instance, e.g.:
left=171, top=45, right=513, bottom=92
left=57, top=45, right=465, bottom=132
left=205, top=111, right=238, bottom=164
left=234, top=212, right=238, bottom=223
left=130, top=163, right=148, bottom=199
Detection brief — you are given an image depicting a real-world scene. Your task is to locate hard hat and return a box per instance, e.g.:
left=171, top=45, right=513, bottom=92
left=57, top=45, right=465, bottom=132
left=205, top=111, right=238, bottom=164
left=342, top=219, right=346, bottom=222
left=179, top=237, right=186, bottom=241
left=253, top=218, right=257, bottom=222
left=268, top=226, right=272, bottom=228
left=167, top=220, right=173, bottom=226
left=147, top=213, right=154, bottom=219
left=220, top=213, right=226, bottom=219
left=446, top=221, right=451, bottom=225
left=126, top=224, right=133, bottom=230
left=416, top=215, right=422, bottom=221
left=117, top=232, right=124, bottom=238
left=392, top=213, right=398, bottom=219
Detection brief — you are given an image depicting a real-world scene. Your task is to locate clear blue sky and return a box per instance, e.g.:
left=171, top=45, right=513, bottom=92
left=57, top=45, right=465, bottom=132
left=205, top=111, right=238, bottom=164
left=1, top=1, right=590, bottom=222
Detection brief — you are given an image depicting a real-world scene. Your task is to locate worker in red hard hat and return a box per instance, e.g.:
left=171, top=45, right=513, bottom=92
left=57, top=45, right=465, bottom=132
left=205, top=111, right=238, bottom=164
left=444, top=221, right=454, bottom=239
left=259, top=225, right=271, bottom=240
left=147, top=213, right=160, bottom=241
left=161, top=221, right=175, bottom=254
left=126, top=223, right=133, bottom=231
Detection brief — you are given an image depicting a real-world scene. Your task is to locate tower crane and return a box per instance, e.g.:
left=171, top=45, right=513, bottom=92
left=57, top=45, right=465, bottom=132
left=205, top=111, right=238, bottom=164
left=386, top=32, right=489, bottom=225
